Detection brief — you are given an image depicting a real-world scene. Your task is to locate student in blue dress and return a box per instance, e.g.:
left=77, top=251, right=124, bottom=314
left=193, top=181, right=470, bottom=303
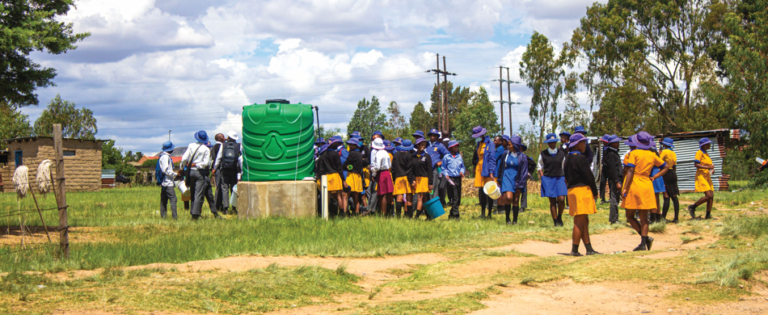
left=493, top=135, right=505, bottom=214
left=537, top=133, right=567, bottom=227
left=497, top=135, right=529, bottom=225
left=650, top=147, right=666, bottom=223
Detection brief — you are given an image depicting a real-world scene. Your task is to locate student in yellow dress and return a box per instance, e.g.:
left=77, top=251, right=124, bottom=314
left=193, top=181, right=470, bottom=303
left=471, top=126, right=496, bottom=219
left=622, top=132, right=669, bottom=251
left=392, top=139, right=415, bottom=218
left=561, top=133, right=600, bottom=256
left=688, top=138, right=716, bottom=220
left=659, top=138, right=680, bottom=223
left=343, top=138, right=365, bottom=215
left=412, top=138, right=434, bottom=219
left=317, top=136, right=347, bottom=216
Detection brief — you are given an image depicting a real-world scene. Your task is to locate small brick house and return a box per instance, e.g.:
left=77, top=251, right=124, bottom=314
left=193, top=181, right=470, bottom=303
left=1, top=137, right=104, bottom=193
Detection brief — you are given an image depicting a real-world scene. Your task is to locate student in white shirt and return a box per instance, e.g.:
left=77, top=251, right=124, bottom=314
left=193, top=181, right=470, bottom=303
left=370, top=138, right=393, bottom=216
left=158, top=141, right=178, bottom=219
left=180, top=131, right=222, bottom=220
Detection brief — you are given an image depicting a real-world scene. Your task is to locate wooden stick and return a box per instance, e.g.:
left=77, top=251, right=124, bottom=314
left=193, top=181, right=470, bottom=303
left=54, top=124, right=69, bottom=258
left=28, top=186, right=52, bottom=243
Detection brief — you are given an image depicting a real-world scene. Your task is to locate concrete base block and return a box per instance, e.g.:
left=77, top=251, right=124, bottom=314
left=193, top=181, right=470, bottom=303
left=237, top=181, right=317, bottom=219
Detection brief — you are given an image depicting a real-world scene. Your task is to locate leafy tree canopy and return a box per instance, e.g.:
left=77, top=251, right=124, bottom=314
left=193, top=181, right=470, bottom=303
left=0, top=102, right=33, bottom=149
left=33, top=94, right=97, bottom=140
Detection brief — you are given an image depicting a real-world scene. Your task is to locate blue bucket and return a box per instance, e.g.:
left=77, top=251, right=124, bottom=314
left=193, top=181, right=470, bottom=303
left=424, top=197, right=445, bottom=219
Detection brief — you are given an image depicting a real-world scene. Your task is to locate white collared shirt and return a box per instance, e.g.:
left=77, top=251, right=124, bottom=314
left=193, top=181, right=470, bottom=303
left=180, top=142, right=211, bottom=170
left=158, top=152, right=176, bottom=187
left=372, top=149, right=391, bottom=173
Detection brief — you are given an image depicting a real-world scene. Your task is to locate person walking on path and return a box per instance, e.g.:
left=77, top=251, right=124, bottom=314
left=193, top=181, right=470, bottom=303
left=649, top=147, right=666, bottom=224
left=343, top=138, right=365, bottom=215
left=213, top=131, right=241, bottom=215
left=603, top=135, right=623, bottom=224
left=392, top=139, right=415, bottom=218
left=412, top=138, right=434, bottom=219
left=688, top=138, right=716, bottom=220
left=471, top=126, right=496, bottom=219
left=660, top=138, right=680, bottom=223
left=426, top=129, right=450, bottom=206
left=493, top=135, right=505, bottom=215
left=538, top=133, right=567, bottom=227
left=443, top=140, right=465, bottom=219
left=498, top=135, right=529, bottom=225
left=622, top=131, right=670, bottom=251
left=561, top=133, right=600, bottom=256
left=180, top=131, right=222, bottom=220
left=211, top=133, right=226, bottom=213
left=158, top=141, right=178, bottom=219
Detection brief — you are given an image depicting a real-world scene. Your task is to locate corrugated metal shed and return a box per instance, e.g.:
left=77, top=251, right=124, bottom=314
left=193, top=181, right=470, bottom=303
left=101, top=169, right=116, bottom=189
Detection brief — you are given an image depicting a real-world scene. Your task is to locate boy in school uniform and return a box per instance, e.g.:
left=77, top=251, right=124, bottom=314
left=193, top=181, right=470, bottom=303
left=343, top=138, right=365, bottom=215
left=688, top=138, right=716, bottom=220
left=392, top=139, right=415, bottom=218
left=604, top=135, right=623, bottom=224
left=158, top=141, right=178, bottom=219
left=442, top=140, right=465, bottom=219
left=412, top=138, right=433, bottom=219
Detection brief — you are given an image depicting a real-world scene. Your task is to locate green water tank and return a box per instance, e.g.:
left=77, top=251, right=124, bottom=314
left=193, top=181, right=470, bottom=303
left=241, top=100, right=315, bottom=181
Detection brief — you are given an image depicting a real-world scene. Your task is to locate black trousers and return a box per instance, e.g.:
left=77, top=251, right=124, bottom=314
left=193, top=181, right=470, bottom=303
left=448, top=176, right=462, bottom=218
left=608, top=180, right=621, bottom=223
left=599, top=168, right=607, bottom=201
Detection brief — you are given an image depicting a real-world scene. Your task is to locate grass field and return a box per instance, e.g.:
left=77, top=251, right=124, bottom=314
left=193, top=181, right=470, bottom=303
left=2, top=185, right=768, bottom=314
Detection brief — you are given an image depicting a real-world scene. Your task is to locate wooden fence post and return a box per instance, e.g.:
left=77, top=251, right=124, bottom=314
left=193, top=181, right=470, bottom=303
left=54, top=124, right=69, bottom=258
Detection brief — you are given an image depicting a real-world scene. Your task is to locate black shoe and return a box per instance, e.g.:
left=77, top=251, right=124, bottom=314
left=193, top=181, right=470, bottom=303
left=600, top=200, right=609, bottom=204
left=560, top=251, right=583, bottom=257
left=647, top=237, right=654, bottom=250
left=633, top=244, right=647, bottom=251
left=610, top=221, right=619, bottom=225
left=687, top=205, right=696, bottom=219
left=221, top=210, right=228, bottom=215
left=670, top=219, right=679, bottom=224
left=478, top=214, right=486, bottom=219
left=506, top=219, right=513, bottom=225
left=704, top=215, right=717, bottom=220
left=557, top=218, right=564, bottom=227
left=586, top=250, right=601, bottom=255
left=214, top=213, right=225, bottom=220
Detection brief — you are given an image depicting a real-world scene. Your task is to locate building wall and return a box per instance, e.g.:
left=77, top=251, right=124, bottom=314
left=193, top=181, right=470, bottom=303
left=1, top=138, right=103, bottom=193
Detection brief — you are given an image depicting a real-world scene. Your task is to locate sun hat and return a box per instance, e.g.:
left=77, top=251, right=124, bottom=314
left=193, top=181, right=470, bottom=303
left=699, top=137, right=712, bottom=148
left=162, top=141, right=175, bottom=152
left=502, top=135, right=512, bottom=144
left=471, top=125, right=487, bottom=138
left=662, top=137, right=674, bottom=148
left=346, top=138, right=359, bottom=147
left=574, top=126, right=587, bottom=134
left=397, top=139, right=414, bottom=152
left=412, top=130, right=425, bottom=138
left=428, top=128, right=440, bottom=136
left=634, top=131, right=655, bottom=150
left=385, top=143, right=395, bottom=152
left=227, top=130, right=239, bottom=141
left=415, top=138, right=427, bottom=147
left=600, top=134, right=611, bottom=143
left=328, top=136, right=343, bottom=147
left=544, top=133, right=558, bottom=143
left=350, top=131, right=361, bottom=138
left=372, top=131, right=383, bottom=139
left=568, top=133, right=587, bottom=148
left=520, top=144, right=528, bottom=152
left=393, top=137, right=403, bottom=146
left=317, top=144, right=330, bottom=155
left=559, top=131, right=571, bottom=137
left=447, top=140, right=460, bottom=148
left=625, top=135, right=637, bottom=147
left=315, top=137, right=326, bottom=145
left=371, top=138, right=385, bottom=150
left=194, top=130, right=208, bottom=143
left=608, top=135, right=621, bottom=144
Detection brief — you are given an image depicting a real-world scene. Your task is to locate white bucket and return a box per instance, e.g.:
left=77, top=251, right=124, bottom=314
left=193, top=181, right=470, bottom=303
left=483, top=181, right=501, bottom=200
left=175, top=181, right=191, bottom=197
left=229, top=184, right=238, bottom=207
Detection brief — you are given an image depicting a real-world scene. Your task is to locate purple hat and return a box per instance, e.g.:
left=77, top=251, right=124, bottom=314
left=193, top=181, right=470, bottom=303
left=608, top=135, right=621, bottom=144
left=397, top=139, right=413, bottom=152
left=624, top=135, right=637, bottom=147
left=428, top=128, right=440, bottom=136
left=412, top=130, right=425, bottom=138
left=471, top=125, right=487, bottom=138
left=569, top=133, right=587, bottom=148
left=559, top=131, right=571, bottom=137
left=634, top=131, right=655, bottom=150
left=448, top=140, right=460, bottom=148
left=574, top=126, right=587, bottom=134
left=502, top=135, right=512, bottom=144
left=315, top=137, right=326, bottom=145
left=415, top=138, right=427, bottom=146
left=699, top=137, right=712, bottom=148
left=393, top=137, right=403, bottom=145
left=346, top=138, right=359, bottom=146
left=372, top=131, right=383, bottom=139
left=600, top=134, right=611, bottom=143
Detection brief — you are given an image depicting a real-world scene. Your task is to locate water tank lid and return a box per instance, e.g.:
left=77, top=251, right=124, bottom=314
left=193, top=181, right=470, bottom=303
left=265, top=99, right=290, bottom=104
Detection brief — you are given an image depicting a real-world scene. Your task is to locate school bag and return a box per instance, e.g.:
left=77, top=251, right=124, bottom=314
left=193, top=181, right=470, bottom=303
left=155, top=159, right=164, bottom=186
left=221, top=141, right=240, bottom=171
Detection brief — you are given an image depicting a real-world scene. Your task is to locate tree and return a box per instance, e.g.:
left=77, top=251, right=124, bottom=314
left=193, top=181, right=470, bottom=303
left=347, top=96, right=386, bottom=140
left=520, top=32, right=565, bottom=147
left=409, top=101, right=433, bottom=134
left=452, top=86, right=500, bottom=173
left=102, top=140, right=137, bottom=177
left=0, top=0, right=90, bottom=106
left=33, top=95, right=97, bottom=139
left=385, top=101, right=408, bottom=139
left=559, top=75, right=591, bottom=134
left=0, top=102, right=33, bottom=150
left=317, top=125, right=343, bottom=142
left=429, top=82, right=471, bottom=136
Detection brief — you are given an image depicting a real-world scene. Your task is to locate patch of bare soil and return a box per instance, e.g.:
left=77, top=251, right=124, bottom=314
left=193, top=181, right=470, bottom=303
left=448, top=257, right=535, bottom=279
left=0, top=226, right=114, bottom=246
left=490, top=224, right=715, bottom=257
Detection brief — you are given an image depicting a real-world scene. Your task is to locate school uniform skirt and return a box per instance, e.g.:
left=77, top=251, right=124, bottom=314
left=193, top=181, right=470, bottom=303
left=541, top=176, right=567, bottom=198
left=662, top=169, right=679, bottom=196
left=695, top=169, right=714, bottom=192
left=377, top=170, right=394, bottom=195
left=651, top=168, right=666, bottom=193
left=316, top=173, right=343, bottom=192
left=393, top=176, right=413, bottom=195
left=415, top=177, right=430, bottom=194
left=567, top=186, right=597, bottom=216
left=501, top=168, right=519, bottom=194
left=346, top=173, right=364, bottom=193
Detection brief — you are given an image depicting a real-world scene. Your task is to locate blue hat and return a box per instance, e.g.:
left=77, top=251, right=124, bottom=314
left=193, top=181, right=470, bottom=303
left=194, top=130, right=208, bottom=143
left=608, top=135, right=621, bottom=144
left=662, top=137, right=674, bottom=148
left=502, top=135, right=512, bottom=144
left=471, top=125, right=487, bottom=138
left=699, top=137, right=712, bottom=148
left=635, top=131, right=655, bottom=150
left=346, top=138, right=359, bottom=146
left=544, top=133, right=558, bottom=143
left=315, top=137, right=326, bottom=145
left=393, top=137, right=403, bottom=145
left=383, top=140, right=391, bottom=147
left=447, top=140, right=460, bottom=148
left=559, top=131, right=571, bottom=137
left=509, top=135, right=523, bottom=150
left=162, top=141, right=175, bottom=152
left=569, top=133, right=587, bottom=148
left=412, top=130, right=425, bottom=138
left=397, top=139, right=414, bottom=152
left=520, top=143, right=528, bottom=152
left=317, top=144, right=330, bottom=155
left=372, top=131, right=383, bottom=139
left=428, top=128, right=440, bottom=136
left=385, top=143, right=395, bottom=152
left=328, top=136, right=343, bottom=147
left=415, top=138, right=427, bottom=147
left=350, top=131, right=361, bottom=138
left=574, top=126, right=587, bottom=134
left=625, top=135, right=637, bottom=147
left=600, top=134, right=611, bottom=143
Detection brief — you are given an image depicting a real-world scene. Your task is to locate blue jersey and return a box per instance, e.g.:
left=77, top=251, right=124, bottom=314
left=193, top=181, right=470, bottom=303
left=426, top=141, right=450, bottom=167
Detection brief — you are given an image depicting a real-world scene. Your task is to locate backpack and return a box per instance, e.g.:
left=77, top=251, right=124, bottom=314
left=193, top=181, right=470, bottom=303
left=221, top=141, right=240, bottom=171
left=527, top=156, right=536, bottom=175
left=155, top=156, right=168, bottom=186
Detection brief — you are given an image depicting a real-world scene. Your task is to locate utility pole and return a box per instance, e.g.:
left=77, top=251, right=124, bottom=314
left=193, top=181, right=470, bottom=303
left=493, top=66, right=522, bottom=136
left=168, top=130, right=171, bottom=142
left=426, top=54, right=456, bottom=135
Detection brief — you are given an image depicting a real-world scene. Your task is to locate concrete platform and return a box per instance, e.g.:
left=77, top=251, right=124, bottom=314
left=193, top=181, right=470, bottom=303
left=237, top=180, right=317, bottom=219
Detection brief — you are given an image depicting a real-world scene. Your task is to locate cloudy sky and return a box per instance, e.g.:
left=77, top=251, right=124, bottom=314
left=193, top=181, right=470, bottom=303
left=25, top=0, right=601, bottom=154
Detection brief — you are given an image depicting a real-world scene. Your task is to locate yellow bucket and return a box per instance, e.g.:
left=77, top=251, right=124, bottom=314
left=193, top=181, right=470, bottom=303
left=483, top=181, right=501, bottom=200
